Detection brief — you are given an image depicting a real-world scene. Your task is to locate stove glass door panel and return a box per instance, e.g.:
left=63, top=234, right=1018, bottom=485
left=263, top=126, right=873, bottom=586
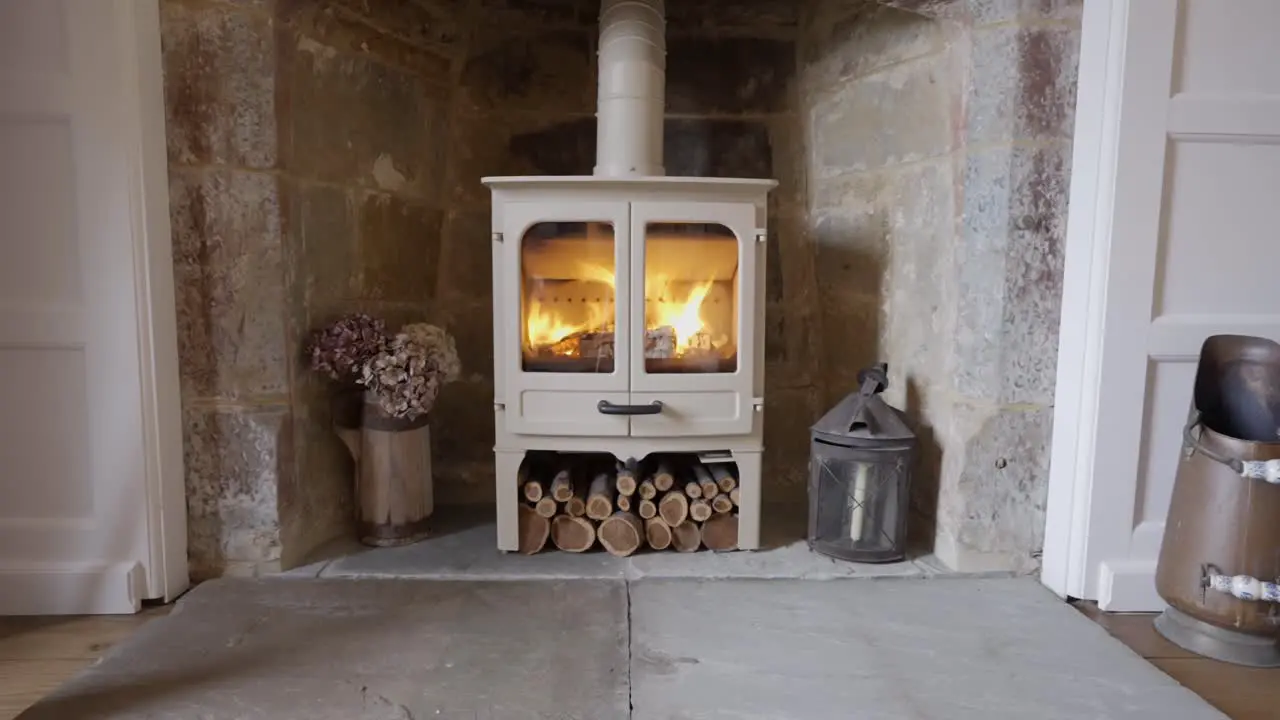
left=629, top=201, right=759, bottom=436
left=500, top=201, right=631, bottom=437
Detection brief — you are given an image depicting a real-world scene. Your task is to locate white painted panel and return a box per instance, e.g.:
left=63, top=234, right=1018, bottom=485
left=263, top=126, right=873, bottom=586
left=0, top=348, right=92, bottom=519
left=0, top=119, right=81, bottom=305
left=1133, top=360, right=1195, bottom=529
left=629, top=391, right=748, bottom=437
left=518, top=391, right=630, bottom=437
left=0, top=0, right=68, bottom=70
left=1155, top=141, right=1280, bottom=316
left=1176, top=0, right=1280, bottom=95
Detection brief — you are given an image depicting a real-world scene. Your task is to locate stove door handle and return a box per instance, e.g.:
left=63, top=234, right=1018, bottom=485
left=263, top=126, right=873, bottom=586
left=597, top=400, right=664, bottom=416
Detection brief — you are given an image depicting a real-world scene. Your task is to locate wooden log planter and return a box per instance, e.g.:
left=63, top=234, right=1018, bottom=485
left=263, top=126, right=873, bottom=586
left=515, top=454, right=739, bottom=555
left=335, top=391, right=434, bottom=547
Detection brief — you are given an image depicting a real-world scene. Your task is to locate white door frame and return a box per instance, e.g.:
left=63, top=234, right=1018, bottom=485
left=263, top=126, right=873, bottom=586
left=122, top=0, right=188, bottom=605
left=0, top=0, right=187, bottom=613
left=1041, top=0, right=1154, bottom=603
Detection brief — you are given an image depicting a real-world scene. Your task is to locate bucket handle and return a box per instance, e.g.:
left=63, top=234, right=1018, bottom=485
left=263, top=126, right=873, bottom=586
left=1202, top=564, right=1280, bottom=603
left=1182, top=410, right=1280, bottom=484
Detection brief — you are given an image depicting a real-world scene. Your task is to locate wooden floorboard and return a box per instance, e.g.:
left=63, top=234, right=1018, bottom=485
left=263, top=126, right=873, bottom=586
left=1075, top=601, right=1280, bottom=720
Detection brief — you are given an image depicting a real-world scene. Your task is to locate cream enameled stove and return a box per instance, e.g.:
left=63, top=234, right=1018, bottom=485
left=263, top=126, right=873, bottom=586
left=484, top=0, right=775, bottom=552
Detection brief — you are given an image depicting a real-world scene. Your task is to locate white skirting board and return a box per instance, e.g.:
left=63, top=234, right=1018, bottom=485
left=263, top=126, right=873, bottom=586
left=1097, top=559, right=1163, bottom=612
left=0, top=561, right=145, bottom=615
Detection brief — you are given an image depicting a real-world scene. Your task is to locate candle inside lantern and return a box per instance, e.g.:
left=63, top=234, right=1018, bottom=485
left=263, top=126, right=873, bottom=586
left=849, top=462, right=868, bottom=543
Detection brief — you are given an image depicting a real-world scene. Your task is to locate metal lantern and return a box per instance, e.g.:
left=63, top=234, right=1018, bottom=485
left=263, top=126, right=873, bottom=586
left=807, top=364, right=916, bottom=563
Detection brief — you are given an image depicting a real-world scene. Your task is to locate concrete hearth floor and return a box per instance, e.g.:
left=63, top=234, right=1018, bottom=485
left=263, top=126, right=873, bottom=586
left=290, top=505, right=968, bottom=581
left=18, top=576, right=1224, bottom=719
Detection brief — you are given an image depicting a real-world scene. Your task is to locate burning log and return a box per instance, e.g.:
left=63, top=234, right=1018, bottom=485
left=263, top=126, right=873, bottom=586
left=586, top=472, right=615, bottom=521
left=670, top=521, right=702, bottom=553
left=658, top=490, right=689, bottom=527
left=710, top=464, right=737, bottom=493
left=645, top=517, right=672, bottom=550
left=701, top=514, right=739, bottom=552
left=518, top=504, right=549, bottom=555
left=550, top=515, right=596, bottom=552
left=598, top=512, right=644, bottom=557
left=616, top=460, right=638, bottom=496
left=689, top=498, right=713, bottom=523
left=711, top=493, right=733, bottom=515
left=638, top=498, right=657, bottom=519
left=550, top=469, right=574, bottom=503
left=644, top=326, right=676, bottom=359
left=653, top=463, right=674, bottom=492
left=534, top=496, right=559, bottom=519
left=694, top=465, right=718, bottom=499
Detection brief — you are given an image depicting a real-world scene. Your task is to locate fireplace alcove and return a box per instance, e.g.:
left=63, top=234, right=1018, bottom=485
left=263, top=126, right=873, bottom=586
left=164, top=0, right=1080, bottom=576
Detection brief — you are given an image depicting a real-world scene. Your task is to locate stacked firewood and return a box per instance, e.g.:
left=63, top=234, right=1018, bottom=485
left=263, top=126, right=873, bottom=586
left=516, top=456, right=740, bottom=556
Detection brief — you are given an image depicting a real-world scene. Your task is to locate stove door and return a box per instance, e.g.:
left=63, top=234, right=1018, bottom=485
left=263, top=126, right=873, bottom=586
left=500, top=201, right=632, bottom=436
left=628, top=201, right=760, bottom=437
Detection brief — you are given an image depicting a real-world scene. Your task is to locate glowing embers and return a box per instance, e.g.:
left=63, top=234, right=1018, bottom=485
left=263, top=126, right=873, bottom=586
left=643, top=223, right=739, bottom=374
left=520, top=223, right=617, bottom=373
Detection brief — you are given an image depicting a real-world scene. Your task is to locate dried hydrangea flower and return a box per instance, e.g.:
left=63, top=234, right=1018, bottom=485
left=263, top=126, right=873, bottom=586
left=358, top=333, right=441, bottom=420
left=401, top=323, right=462, bottom=383
left=307, top=313, right=389, bottom=384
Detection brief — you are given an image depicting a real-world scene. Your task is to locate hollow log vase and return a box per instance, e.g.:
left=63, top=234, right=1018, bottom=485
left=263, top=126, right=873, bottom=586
left=336, top=392, right=434, bottom=547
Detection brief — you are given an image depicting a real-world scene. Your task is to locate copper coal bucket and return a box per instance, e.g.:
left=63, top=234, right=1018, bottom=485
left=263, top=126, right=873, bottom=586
left=1154, top=335, right=1280, bottom=667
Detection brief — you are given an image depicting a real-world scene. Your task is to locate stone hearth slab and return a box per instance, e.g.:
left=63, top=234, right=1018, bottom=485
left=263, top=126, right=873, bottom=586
left=628, top=578, right=1227, bottom=720
left=18, top=578, right=629, bottom=720
left=315, top=518, right=932, bottom=581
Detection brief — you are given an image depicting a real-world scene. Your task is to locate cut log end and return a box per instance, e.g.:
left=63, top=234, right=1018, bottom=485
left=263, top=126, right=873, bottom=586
left=710, top=463, right=737, bottom=493
left=638, top=479, right=657, bottom=500
left=616, top=494, right=632, bottom=512
left=522, top=478, right=545, bottom=503
left=586, top=472, right=615, bottom=521
left=550, top=469, right=574, bottom=503
left=689, top=498, right=713, bottom=523
left=615, top=466, right=638, bottom=496
left=550, top=515, right=596, bottom=552
left=517, top=505, right=550, bottom=555
left=653, top=463, right=675, bottom=492
left=670, top=521, right=702, bottom=553
left=645, top=517, right=672, bottom=550
left=598, top=512, right=644, bottom=557
left=729, top=487, right=740, bottom=507
left=694, top=464, right=718, bottom=499
left=638, top=498, right=657, bottom=520
left=702, top=513, right=739, bottom=552
left=658, top=491, right=689, bottom=528
left=711, top=493, right=733, bottom=515
left=534, top=496, right=559, bottom=519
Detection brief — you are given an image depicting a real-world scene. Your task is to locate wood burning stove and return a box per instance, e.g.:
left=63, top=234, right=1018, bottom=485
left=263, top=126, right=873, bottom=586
left=484, top=0, right=775, bottom=553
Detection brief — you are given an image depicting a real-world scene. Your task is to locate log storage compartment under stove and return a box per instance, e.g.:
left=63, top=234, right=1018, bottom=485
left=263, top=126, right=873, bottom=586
left=485, top=0, right=774, bottom=553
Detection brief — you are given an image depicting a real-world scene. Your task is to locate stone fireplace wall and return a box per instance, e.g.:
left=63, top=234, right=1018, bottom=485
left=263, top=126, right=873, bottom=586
left=162, top=0, right=457, bottom=578
left=799, top=0, right=1081, bottom=571
left=161, top=0, right=1081, bottom=578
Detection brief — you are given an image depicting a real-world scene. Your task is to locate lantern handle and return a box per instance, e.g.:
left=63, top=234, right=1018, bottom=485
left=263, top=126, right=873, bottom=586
left=847, top=363, right=889, bottom=432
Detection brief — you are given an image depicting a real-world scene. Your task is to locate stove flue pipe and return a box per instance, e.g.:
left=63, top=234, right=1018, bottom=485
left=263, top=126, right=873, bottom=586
left=593, top=0, right=666, bottom=178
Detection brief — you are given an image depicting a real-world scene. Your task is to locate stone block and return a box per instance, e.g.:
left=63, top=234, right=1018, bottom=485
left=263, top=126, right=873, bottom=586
left=478, top=0, right=591, bottom=25
left=430, top=378, right=496, bottom=474
left=969, top=0, right=1084, bottom=25
left=818, top=295, right=885, bottom=407
left=966, top=22, right=1081, bottom=144
left=323, top=0, right=467, bottom=52
left=459, top=28, right=595, bottom=114
left=808, top=52, right=953, bottom=175
left=809, top=171, right=891, bottom=305
left=281, top=371, right=356, bottom=569
left=955, top=143, right=1070, bottom=405
left=663, top=118, right=773, bottom=180
left=450, top=114, right=597, bottom=207
left=281, top=38, right=449, bottom=198
left=169, top=167, right=288, bottom=400
left=160, top=1, right=277, bottom=168
left=276, top=2, right=454, bottom=79
left=801, top=2, right=943, bottom=94
left=435, top=459, right=497, bottom=505
left=763, top=386, right=823, bottom=504
left=668, top=0, right=800, bottom=29
left=935, top=401, right=1053, bottom=571
left=281, top=180, right=357, bottom=328
left=768, top=115, right=807, bottom=207
left=765, top=301, right=786, bottom=363
left=437, top=210, right=494, bottom=305
left=183, top=404, right=290, bottom=580
left=442, top=299, right=495, bottom=382
left=665, top=36, right=795, bottom=115
left=356, top=192, right=444, bottom=303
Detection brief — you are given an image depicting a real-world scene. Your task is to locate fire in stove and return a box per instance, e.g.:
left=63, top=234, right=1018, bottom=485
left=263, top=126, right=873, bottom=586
left=520, top=221, right=740, bottom=374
